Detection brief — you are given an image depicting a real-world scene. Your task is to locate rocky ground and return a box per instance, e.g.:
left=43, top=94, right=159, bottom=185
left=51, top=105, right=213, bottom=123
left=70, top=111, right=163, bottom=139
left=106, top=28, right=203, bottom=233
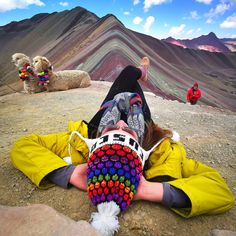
left=0, top=81, right=236, bottom=236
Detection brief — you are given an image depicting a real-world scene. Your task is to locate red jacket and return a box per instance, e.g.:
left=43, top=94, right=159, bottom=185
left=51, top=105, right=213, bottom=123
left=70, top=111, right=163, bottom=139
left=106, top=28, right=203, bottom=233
left=187, top=87, right=201, bottom=103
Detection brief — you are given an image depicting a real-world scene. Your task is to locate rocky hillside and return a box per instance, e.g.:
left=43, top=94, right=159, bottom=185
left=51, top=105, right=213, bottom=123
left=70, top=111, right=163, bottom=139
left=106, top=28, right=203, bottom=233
left=0, top=82, right=235, bottom=236
left=0, top=7, right=236, bottom=111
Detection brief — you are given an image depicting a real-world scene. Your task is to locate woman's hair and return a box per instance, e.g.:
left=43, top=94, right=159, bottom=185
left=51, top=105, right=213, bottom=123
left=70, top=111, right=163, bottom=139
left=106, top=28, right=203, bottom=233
left=95, top=120, right=173, bottom=150
left=142, top=120, right=173, bottom=150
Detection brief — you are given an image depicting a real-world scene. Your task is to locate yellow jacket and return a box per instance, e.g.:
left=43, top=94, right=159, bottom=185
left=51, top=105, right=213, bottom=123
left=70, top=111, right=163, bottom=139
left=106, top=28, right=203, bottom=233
left=145, top=139, right=235, bottom=217
left=10, top=120, right=235, bottom=218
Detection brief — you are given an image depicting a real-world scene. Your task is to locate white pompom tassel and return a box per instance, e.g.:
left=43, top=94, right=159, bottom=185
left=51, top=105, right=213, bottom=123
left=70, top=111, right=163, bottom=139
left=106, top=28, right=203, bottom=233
left=171, top=130, right=180, bottom=143
left=90, top=201, right=120, bottom=236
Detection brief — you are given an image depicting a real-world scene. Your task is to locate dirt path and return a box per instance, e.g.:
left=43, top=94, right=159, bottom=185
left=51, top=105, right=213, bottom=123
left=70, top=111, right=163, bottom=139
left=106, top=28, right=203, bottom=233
left=0, top=81, right=235, bottom=236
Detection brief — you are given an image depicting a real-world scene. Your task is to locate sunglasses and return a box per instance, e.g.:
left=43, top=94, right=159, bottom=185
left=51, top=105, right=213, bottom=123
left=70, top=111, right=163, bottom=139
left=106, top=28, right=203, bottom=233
left=101, top=125, right=138, bottom=138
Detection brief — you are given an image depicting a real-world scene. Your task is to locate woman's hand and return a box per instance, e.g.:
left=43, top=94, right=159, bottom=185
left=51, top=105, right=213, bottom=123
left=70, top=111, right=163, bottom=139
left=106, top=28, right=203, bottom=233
left=69, top=165, right=164, bottom=203
left=69, top=163, right=87, bottom=191
left=134, top=175, right=164, bottom=202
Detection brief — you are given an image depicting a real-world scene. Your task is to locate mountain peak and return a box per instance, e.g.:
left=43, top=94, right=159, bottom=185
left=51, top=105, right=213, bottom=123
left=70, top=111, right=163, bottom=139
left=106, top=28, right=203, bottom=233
left=165, top=36, right=175, bottom=40
left=202, top=32, right=218, bottom=40
left=102, top=13, right=124, bottom=26
left=208, top=32, right=217, bottom=38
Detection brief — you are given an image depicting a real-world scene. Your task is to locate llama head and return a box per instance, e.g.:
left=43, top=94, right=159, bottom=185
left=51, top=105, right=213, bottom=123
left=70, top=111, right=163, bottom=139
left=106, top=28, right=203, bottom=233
left=33, top=56, right=52, bottom=73
left=12, top=53, right=31, bottom=68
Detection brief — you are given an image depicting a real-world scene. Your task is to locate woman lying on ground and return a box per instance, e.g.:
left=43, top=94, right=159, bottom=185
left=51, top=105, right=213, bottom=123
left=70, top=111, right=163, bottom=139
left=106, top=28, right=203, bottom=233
left=11, top=57, right=234, bottom=219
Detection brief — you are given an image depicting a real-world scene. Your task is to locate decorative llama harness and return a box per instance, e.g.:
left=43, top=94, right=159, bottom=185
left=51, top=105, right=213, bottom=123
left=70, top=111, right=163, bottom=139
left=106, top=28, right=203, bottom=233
left=18, top=64, right=34, bottom=81
left=37, top=70, right=50, bottom=86
left=36, top=64, right=53, bottom=86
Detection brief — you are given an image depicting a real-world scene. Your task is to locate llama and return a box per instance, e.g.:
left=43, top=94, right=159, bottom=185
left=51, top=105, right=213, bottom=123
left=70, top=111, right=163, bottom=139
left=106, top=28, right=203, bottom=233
left=12, top=53, right=42, bottom=94
left=33, top=56, right=91, bottom=92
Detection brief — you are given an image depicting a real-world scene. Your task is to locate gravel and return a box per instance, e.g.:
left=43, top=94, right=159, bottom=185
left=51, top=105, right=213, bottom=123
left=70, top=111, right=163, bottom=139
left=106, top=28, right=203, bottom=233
left=0, top=81, right=235, bottom=236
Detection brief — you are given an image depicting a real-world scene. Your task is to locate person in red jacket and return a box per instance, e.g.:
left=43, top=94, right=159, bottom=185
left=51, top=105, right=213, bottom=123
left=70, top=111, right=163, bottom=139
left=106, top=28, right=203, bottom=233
left=186, top=82, right=201, bottom=105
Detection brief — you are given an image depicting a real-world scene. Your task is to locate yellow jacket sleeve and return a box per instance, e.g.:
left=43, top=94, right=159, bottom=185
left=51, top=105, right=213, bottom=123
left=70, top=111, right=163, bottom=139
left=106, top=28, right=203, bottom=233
left=169, top=157, right=235, bottom=218
left=145, top=139, right=235, bottom=218
left=10, top=120, right=89, bottom=188
left=10, top=133, right=69, bottom=188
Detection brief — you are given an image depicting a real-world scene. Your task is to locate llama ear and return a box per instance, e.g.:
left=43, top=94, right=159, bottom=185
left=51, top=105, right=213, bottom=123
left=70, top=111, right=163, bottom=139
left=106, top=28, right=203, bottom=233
left=48, top=65, right=53, bottom=70
left=42, top=57, right=49, bottom=63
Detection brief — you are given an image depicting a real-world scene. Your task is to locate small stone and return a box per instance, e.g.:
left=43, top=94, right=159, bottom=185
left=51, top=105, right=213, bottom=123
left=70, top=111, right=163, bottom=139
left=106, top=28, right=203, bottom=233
left=229, top=164, right=236, bottom=169
left=23, top=128, right=28, bottom=132
left=124, top=222, right=128, bottom=227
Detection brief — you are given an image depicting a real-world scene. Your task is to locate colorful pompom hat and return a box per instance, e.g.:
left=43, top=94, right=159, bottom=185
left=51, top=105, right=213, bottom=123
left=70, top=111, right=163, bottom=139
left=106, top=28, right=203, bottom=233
left=69, top=130, right=179, bottom=236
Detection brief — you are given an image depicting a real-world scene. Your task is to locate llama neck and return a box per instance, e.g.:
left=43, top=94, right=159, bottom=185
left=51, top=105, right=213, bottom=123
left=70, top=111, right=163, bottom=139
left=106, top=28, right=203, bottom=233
left=48, top=70, right=53, bottom=77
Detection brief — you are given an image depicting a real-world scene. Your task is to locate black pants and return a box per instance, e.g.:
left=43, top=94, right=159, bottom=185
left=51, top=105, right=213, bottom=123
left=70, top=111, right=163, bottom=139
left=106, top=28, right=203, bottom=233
left=88, top=65, right=152, bottom=138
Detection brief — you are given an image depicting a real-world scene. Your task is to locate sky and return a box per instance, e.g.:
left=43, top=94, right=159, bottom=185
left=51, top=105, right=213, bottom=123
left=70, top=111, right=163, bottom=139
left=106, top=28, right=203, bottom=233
left=0, top=0, right=235, bottom=39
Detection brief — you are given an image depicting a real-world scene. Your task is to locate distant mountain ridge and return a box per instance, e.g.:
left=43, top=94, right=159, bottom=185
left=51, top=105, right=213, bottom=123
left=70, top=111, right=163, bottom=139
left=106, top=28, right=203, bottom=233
left=1, top=13, right=51, bottom=33
left=163, top=32, right=235, bottom=53
left=0, top=7, right=236, bottom=111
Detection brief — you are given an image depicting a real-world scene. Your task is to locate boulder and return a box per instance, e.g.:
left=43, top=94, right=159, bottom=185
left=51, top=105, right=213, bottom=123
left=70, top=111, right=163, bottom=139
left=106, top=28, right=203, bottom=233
left=0, top=204, right=101, bottom=236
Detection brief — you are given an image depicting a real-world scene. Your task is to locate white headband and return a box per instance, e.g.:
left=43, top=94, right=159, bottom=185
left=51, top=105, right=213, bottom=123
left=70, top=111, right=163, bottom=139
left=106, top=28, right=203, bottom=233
left=69, top=130, right=166, bottom=166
